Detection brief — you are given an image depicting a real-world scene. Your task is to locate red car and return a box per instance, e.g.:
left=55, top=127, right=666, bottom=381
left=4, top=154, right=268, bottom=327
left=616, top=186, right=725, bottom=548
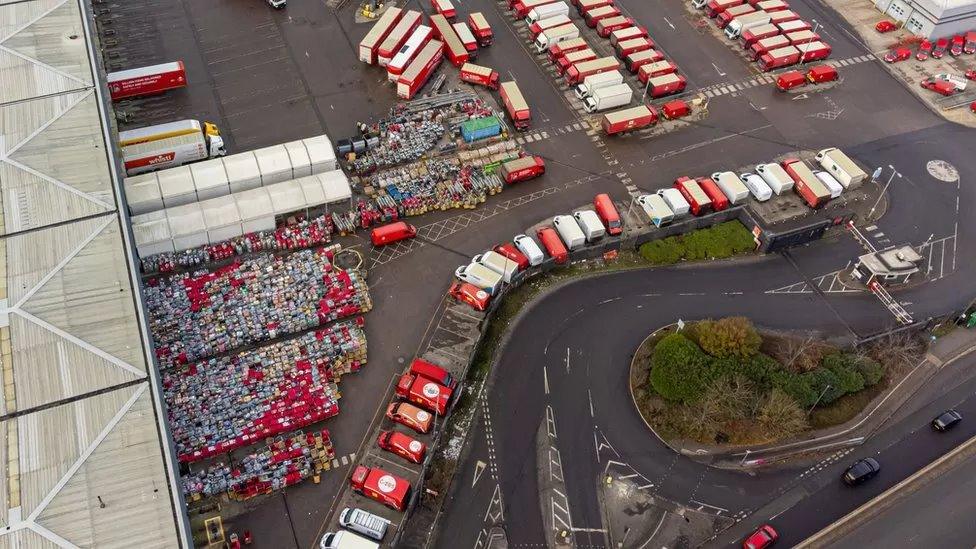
left=875, top=20, right=897, bottom=33
left=743, top=524, right=778, bottom=549
left=967, top=69, right=976, bottom=80
left=448, top=281, right=491, bottom=311
left=921, top=78, right=956, bottom=96
left=884, top=47, right=911, bottom=63
left=932, top=37, right=949, bottom=58
left=377, top=430, right=427, bottom=464
left=950, top=34, right=964, bottom=56
left=917, top=39, right=932, bottom=60
left=493, top=243, right=529, bottom=270
left=386, top=401, right=433, bottom=433
left=971, top=101, right=976, bottom=113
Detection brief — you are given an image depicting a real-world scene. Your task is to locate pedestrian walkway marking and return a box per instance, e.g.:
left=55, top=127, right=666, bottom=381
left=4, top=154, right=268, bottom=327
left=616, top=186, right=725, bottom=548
left=699, top=54, right=876, bottom=99
left=766, top=269, right=860, bottom=294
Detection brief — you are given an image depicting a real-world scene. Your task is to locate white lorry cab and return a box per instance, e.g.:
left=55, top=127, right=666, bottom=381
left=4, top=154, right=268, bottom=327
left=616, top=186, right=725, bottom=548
left=553, top=214, right=586, bottom=250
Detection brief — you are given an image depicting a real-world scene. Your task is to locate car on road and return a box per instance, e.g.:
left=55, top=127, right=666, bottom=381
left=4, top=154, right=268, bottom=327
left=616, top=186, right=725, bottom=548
left=933, top=37, right=949, bottom=58
left=884, top=47, right=911, bottom=63
left=917, top=40, right=932, bottom=60
left=971, top=101, right=976, bottom=114
left=448, top=281, right=491, bottom=311
left=875, top=20, right=897, bottom=33
left=932, top=409, right=962, bottom=431
left=386, top=401, right=433, bottom=433
left=743, top=524, right=778, bottom=549
left=843, top=457, right=881, bottom=485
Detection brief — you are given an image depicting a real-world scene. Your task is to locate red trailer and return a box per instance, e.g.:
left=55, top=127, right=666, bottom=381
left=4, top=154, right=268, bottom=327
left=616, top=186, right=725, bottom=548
left=785, top=29, right=820, bottom=46
left=549, top=38, right=589, bottom=63
left=468, top=12, right=494, bottom=46
left=584, top=5, right=621, bottom=27
left=759, top=45, right=801, bottom=71
left=359, top=8, right=403, bottom=64
left=597, top=16, right=635, bottom=38
left=610, top=26, right=649, bottom=47
left=797, top=41, right=831, bottom=62
left=396, top=373, right=452, bottom=415
left=566, top=56, right=621, bottom=85
left=776, top=70, right=807, bottom=90
left=432, top=0, right=457, bottom=20
left=716, top=4, right=756, bottom=28
left=644, top=73, right=687, bottom=97
left=601, top=105, right=657, bottom=134
left=397, top=40, right=445, bottom=99
left=498, top=156, right=546, bottom=183
left=460, top=63, right=500, bottom=89
left=557, top=48, right=598, bottom=74
left=578, top=0, right=614, bottom=14
left=453, top=22, right=480, bottom=57
left=616, top=37, right=653, bottom=58
left=697, top=177, right=730, bottom=211
left=430, top=14, right=469, bottom=67
left=107, top=61, right=187, bottom=101
left=514, top=0, right=559, bottom=17
left=350, top=466, right=411, bottom=511
left=500, top=81, right=532, bottom=130
left=537, top=227, right=569, bottom=264
left=751, top=34, right=790, bottom=60
left=782, top=158, right=830, bottom=208
left=754, top=0, right=789, bottom=12
left=638, top=60, right=677, bottom=79
left=706, top=0, right=745, bottom=18
left=674, top=177, right=712, bottom=215
left=775, top=18, right=809, bottom=33
left=768, top=9, right=799, bottom=25
left=740, top=23, right=780, bottom=48
left=627, top=49, right=665, bottom=73
left=378, top=10, right=423, bottom=67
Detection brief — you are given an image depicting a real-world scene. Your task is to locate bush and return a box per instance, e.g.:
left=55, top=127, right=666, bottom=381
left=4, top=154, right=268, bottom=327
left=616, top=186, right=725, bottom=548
left=855, top=356, right=884, bottom=386
left=649, top=334, right=714, bottom=403
left=804, top=368, right=845, bottom=405
left=639, top=237, right=684, bottom=264
left=637, top=221, right=756, bottom=265
left=822, top=354, right=866, bottom=395
left=759, top=389, right=809, bottom=438
left=698, top=317, right=762, bottom=359
left=770, top=369, right=817, bottom=408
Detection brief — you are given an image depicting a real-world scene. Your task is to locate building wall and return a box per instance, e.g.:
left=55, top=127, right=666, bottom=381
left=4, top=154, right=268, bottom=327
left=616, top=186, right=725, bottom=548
left=875, top=0, right=976, bottom=38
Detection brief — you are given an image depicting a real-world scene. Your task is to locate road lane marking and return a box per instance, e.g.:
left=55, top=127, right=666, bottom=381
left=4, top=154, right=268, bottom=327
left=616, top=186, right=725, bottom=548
left=663, top=16, right=675, bottom=29
left=543, top=365, right=550, bottom=395
left=588, top=389, right=595, bottom=417
left=712, top=62, right=726, bottom=76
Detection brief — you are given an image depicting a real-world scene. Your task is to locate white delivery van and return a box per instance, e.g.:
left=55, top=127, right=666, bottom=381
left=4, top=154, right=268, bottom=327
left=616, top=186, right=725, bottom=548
left=320, top=531, right=379, bottom=549
left=637, top=194, right=674, bottom=227
left=553, top=214, right=586, bottom=250
left=711, top=171, right=750, bottom=204
left=814, top=147, right=867, bottom=189
left=473, top=250, right=519, bottom=283
left=813, top=170, right=843, bottom=198
left=339, top=508, right=390, bottom=541
left=455, top=263, right=504, bottom=295
left=739, top=173, right=773, bottom=201
left=513, top=234, right=545, bottom=266
left=572, top=210, right=606, bottom=242
left=656, top=188, right=690, bottom=216
left=755, top=163, right=794, bottom=195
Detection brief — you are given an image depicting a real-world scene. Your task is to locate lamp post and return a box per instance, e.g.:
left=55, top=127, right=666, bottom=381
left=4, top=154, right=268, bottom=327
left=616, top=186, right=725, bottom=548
left=869, top=164, right=901, bottom=217
left=800, top=20, right=822, bottom=65
left=808, top=384, right=833, bottom=416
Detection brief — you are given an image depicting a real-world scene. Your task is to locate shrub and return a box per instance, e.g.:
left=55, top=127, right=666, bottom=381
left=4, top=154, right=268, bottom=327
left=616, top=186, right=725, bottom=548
left=649, top=334, right=714, bottom=403
left=822, top=354, right=866, bottom=395
left=855, top=356, right=884, bottom=386
left=639, top=237, right=684, bottom=264
left=804, top=368, right=845, bottom=405
left=770, top=369, right=817, bottom=408
left=637, top=221, right=756, bottom=265
left=759, top=389, right=809, bottom=438
left=698, top=317, right=762, bottom=359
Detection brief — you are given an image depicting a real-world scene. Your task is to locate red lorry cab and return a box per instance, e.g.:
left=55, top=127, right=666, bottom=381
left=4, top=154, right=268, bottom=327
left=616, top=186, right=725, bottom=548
left=537, top=227, right=569, bottom=264
left=350, top=466, right=411, bottom=511
left=593, top=194, right=623, bottom=235
left=371, top=221, right=418, bottom=246
left=396, top=373, right=452, bottom=415
left=674, top=176, right=713, bottom=215
left=460, top=63, right=500, bottom=89
left=377, top=430, right=427, bottom=464
left=494, top=243, right=531, bottom=270
left=696, top=178, right=730, bottom=211
left=410, top=358, right=457, bottom=389
left=107, top=61, right=187, bottom=101
left=468, top=12, right=494, bottom=46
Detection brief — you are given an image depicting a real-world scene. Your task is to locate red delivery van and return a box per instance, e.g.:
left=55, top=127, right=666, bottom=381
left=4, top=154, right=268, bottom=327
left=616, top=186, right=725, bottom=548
left=410, top=358, right=457, bottom=389
left=537, top=226, right=569, bottom=264
left=448, top=281, right=492, bottom=311
left=696, top=177, right=730, bottom=211
left=396, top=373, right=452, bottom=415
left=107, top=61, right=187, bottom=101
left=371, top=221, right=418, bottom=246
left=387, top=401, right=434, bottom=433
left=674, top=176, right=713, bottom=215
left=593, top=193, right=623, bottom=235
left=776, top=70, right=807, bottom=90
left=377, top=430, right=427, bottom=464
left=806, top=64, right=837, bottom=83
left=350, top=466, right=411, bottom=511
left=493, top=243, right=530, bottom=270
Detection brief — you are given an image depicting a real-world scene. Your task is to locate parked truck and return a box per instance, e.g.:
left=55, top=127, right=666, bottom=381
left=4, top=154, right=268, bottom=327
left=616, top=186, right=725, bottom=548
left=716, top=4, right=756, bottom=29
left=107, top=61, right=187, bottom=101
left=610, top=26, right=649, bottom=47
left=776, top=19, right=811, bottom=34
left=468, top=12, right=494, bottom=46
left=566, top=56, right=621, bottom=85
left=526, top=1, right=570, bottom=24
left=639, top=60, right=678, bottom=78
left=725, top=11, right=771, bottom=40
left=797, top=41, right=831, bottom=62
left=759, top=45, right=801, bottom=71
left=387, top=25, right=434, bottom=82
left=711, top=171, right=751, bottom=204
left=597, top=16, right=634, bottom=37
left=578, top=0, right=614, bottom=14
left=616, top=37, right=653, bottom=58
left=583, top=83, right=632, bottom=112
left=499, top=81, right=532, bottom=130
left=574, top=69, right=624, bottom=98
left=750, top=34, right=790, bottom=60
left=642, top=73, right=687, bottom=97
left=674, top=177, right=712, bottom=215
left=460, top=63, right=500, bottom=89
left=499, top=155, right=546, bottom=183
left=397, top=40, right=445, bottom=98
left=584, top=5, right=621, bottom=27
left=515, top=0, right=558, bottom=17
left=529, top=14, right=572, bottom=37
left=782, top=158, right=831, bottom=208
left=359, top=8, right=403, bottom=64
left=453, top=22, right=480, bottom=57
left=601, top=105, right=657, bottom=134
left=556, top=48, right=597, bottom=74
left=703, top=0, right=744, bottom=17
left=121, top=121, right=226, bottom=176
left=815, top=147, right=867, bottom=189
left=549, top=37, right=588, bottom=63
left=740, top=23, right=779, bottom=48
left=378, top=10, right=423, bottom=67
left=767, top=9, right=799, bottom=25
left=785, top=29, right=820, bottom=46
left=629, top=49, right=665, bottom=73
left=535, top=23, right=580, bottom=52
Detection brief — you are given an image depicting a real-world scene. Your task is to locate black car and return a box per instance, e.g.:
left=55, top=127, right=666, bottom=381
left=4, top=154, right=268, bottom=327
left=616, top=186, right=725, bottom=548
left=843, top=458, right=880, bottom=486
left=932, top=410, right=963, bottom=431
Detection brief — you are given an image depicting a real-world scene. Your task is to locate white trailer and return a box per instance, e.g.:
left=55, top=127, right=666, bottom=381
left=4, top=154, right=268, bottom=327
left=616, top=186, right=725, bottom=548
left=122, top=132, right=227, bottom=176
left=755, top=162, right=793, bottom=195
left=526, top=1, right=570, bottom=24
left=725, top=11, right=771, bottom=40
left=553, top=214, right=586, bottom=250
left=535, top=23, right=580, bottom=52
left=574, top=70, right=624, bottom=99
left=815, top=147, right=867, bottom=189
left=637, top=194, right=674, bottom=227
left=711, top=171, right=750, bottom=204
left=573, top=210, right=606, bottom=241
left=656, top=188, right=690, bottom=216
left=583, top=83, right=632, bottom=113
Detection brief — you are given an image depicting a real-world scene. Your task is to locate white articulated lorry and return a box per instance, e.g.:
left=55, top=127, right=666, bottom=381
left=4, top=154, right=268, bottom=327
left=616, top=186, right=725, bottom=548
left=120, top=120, right=226, bottom=176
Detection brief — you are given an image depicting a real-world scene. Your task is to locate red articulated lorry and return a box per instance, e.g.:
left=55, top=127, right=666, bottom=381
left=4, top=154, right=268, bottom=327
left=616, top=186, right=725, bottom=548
left=460, top=63, right=500, bottom=89
left=782, top=158, right=831, bottom=208
left=674, top=176, right=713, bottom=215
left=107, top=61, right=187, bottom=101
left=601, top=105, right=657, bottom=135
left=499, top=81, right=532, bottom=130
left=758, top=45, right=801, bottom=71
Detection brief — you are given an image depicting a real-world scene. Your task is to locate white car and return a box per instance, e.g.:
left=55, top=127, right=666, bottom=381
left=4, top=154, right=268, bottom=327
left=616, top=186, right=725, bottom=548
left=513, top=234, right=544, bottom=266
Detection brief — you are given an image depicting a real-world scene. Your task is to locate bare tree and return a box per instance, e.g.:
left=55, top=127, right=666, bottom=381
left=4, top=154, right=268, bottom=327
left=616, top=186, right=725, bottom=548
left=865, top=331, right=926, bottom=375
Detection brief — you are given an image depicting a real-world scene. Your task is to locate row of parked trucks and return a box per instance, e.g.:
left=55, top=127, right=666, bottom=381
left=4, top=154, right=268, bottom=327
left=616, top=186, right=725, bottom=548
left=692, top=0, right=831, bottom=71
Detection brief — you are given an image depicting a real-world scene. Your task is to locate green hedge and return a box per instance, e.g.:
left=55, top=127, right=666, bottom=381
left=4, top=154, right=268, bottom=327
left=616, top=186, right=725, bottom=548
left=638, top=221, right=755, bottom=265
left=649, top=334, right=715, bottom=403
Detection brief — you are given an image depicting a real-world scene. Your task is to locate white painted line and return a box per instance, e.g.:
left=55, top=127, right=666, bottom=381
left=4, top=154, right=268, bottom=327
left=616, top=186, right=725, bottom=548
left=571, top=527, right=607, bottom=533
left=544, top=365, right=550, bottom=395
left=588, top=389, right=595, bottom=418
left=663, top=16, right=675, bottom=29
left=711, top=62, right=726, bottom=76
left=705, top=90, right=716, bottom=97
left=566, top=347, right=571, bottom=373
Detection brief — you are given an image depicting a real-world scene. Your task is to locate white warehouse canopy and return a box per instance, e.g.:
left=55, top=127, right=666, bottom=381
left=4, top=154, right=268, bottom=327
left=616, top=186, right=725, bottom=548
left=131, top=170, right=353, bottom=257
left=123, top=134, right=338, bottom=215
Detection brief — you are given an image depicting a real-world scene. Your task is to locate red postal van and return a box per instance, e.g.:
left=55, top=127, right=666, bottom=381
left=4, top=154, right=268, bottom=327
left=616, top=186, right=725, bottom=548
left=371, top=221, right=418, bottom=246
